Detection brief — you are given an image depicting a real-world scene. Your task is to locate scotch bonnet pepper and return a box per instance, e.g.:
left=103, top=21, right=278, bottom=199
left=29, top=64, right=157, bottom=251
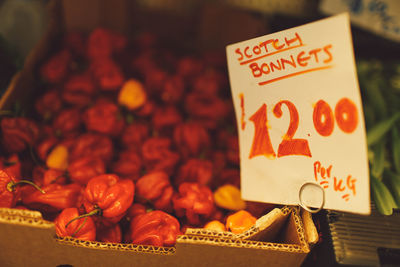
left=226, top=210, right=257, bottom=234
left=173, top=182, right=215, bottom=226
left=136, top=171, right=174, bottom=212
left=21, top=183, right=81, bottom=213
left=130, top=210, right=181, bottom=247
left=83, top=174, right=134, bottom=227
left=1, top=117, right=39, bottom=153
left=54, top=207, right=96, bottom=241
left=0, top=170, right=44, bottom=208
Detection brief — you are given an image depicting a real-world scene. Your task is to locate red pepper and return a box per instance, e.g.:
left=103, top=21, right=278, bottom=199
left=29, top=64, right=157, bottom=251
left=177, top=56, right=204, bottom=81
left=0, top=170, right=20, bottom=208
left=97, top=223, right=122, bottom=243
left=90, top=58, right=124, bottom=90
left=21, top=183, right=82, bottom=213
left=1, top=117, right=39, bottom=153
left=184, top=93, right=230, bottom=129
left=68, top=157, right=106, bottom=185
left=40, top=49, right=71, bottom=84
left=35, top=90, right=63, bottom=120
left=62, top=72, right=95, bottom=107
left=53, top=108, right=82, bottom=137
left=83, top=174, right=134, bottom=227
left=141, top=137, right=180, bottom=175
left=173, top=183, right=215, bottom=226
left=83, top=100, right=125, bottom=136
left=120, top=122, right=150, bottom=151
left=35, top=136, right=58, bottom=162
left=173, top=122, right=211, bottom=159
left=0, top=154, right=22, bottom=179
left=175, top=159, right=213, bottom=186
left=136, top=171, right=174, bottom=212
left=71, top=133, right=114, bottom=163
left=130, top=210, right=181, bottom=247
left=192, top=69, right=227, bottom=96
left=111, top=150, right=142, bottom=181
left=152, top=105, right=183, bottom=131
left=54, top=207, right=96, bottom=241
left=42, top=169, right=67, bottom=186
left=135, top=100, right=156, bottom=117
left=144, top=68, right=167, bottom=94
left=1, top=170, right=45, bottom=208
left=160, top=75, right=184, bottom=104
left=126, top=203, right=148, bottom=222
left=87, top=28, right=114, bottom=59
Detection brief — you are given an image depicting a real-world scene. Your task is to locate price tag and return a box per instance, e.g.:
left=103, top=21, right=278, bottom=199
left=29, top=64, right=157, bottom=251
left=226, top=13, right=370, bottom=214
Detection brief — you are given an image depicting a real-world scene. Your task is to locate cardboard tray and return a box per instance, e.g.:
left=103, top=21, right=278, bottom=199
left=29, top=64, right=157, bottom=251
left=0, top=206, right=310, bottom=267
left=0, top=1, right=317, bottom=266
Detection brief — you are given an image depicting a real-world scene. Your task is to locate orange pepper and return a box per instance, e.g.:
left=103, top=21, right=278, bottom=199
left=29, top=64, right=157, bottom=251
left=118, top=79, right=147, bottom=110
left=46, top=145, right=69, bottom=171
left=226, top=210, right=257, bottom=234
left=204, top=220, right=226, bottom=232
left=214, top=184, right=246, bottom=211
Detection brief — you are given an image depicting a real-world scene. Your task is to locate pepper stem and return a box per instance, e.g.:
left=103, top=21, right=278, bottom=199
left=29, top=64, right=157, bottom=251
left=7, top=180, right=46, bottom=194
left=71, top=217, right=88, bottom=238
left=65, top=208, right=101, bottom=229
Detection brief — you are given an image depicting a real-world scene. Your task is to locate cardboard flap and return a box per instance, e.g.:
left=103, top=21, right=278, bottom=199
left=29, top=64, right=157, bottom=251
left=301, top=210, right=319, bottom=246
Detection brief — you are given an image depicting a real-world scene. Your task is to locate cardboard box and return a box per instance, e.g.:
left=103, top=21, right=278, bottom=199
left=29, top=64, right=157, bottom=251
left=0, top=1, right=316, bottom=266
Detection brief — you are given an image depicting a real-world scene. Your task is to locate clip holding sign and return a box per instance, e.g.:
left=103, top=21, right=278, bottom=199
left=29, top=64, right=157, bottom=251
left=298, top=182, right=325, bottom=213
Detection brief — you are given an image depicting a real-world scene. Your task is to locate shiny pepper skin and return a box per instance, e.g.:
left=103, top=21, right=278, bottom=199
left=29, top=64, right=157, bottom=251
left=226, top=210, right=257, bottom=234
left=83, top=100, right=125, bottom=136
left=136, top=171, right=174, bottom=212
left=173, top=183, right=215, bottom=226
left=54, top=207, right=96, bottom=241
left=1, top=117, right=39, bottom=153
left=21, top=183, right=82, bottom=213
left=83, top=174, right=134, bottom=226
left=130, top=210, right=181, bottom=247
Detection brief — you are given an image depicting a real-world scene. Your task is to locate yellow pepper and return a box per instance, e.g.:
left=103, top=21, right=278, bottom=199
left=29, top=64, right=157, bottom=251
left=213, top=184, right=246, bottom=211
left=118, top=79, right=147, bottom=110
left=226, top=210, right=257, bottom=234
left=204, top=220, right=226, bottom=232
left=46, top=145, right=68, bottom=171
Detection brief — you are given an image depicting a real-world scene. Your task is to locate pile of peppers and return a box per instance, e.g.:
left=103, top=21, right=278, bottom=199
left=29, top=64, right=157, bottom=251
left=0, top=28, right=275, bottom=247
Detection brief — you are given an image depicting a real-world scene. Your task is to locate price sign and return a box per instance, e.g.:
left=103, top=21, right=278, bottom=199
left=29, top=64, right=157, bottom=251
left=226, top=13, right=370, bottom=214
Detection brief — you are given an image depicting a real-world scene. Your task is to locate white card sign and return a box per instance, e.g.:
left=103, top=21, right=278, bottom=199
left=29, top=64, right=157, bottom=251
left=226, top=13, right=370, bottom=214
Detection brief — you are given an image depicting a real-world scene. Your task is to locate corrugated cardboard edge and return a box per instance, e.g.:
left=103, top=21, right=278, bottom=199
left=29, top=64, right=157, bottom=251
left=301, top=209, right=319, bottom=246
left=183, top=206, right=309, bottom=254
left=184, top=207, right=290, bottom=241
